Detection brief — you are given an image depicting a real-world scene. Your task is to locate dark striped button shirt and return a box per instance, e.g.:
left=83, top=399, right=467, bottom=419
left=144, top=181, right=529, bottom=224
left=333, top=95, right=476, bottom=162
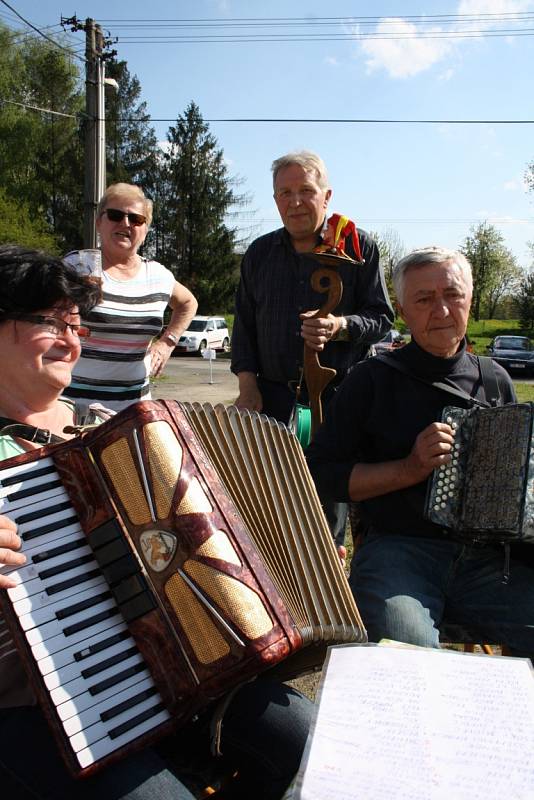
left=231, top=226, right=394, bottom=385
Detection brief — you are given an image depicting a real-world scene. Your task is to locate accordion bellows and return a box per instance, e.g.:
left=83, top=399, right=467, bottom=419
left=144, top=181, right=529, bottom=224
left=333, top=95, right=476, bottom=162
left=0, top=400, right=364, bottom=776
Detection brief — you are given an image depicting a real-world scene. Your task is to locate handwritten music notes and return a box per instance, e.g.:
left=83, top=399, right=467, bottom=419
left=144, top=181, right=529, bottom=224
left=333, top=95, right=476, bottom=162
left=292, top=643, right=534, bottom=800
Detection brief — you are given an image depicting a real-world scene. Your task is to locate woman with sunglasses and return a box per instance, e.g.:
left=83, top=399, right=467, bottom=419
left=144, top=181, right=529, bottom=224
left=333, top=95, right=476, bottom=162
left=0, top=245, right=311, bottom=798
left=63, top=183, right=197, bottom=411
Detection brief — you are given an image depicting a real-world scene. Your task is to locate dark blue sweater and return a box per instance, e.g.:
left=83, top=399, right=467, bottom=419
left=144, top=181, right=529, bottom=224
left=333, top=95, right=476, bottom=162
left=306, top=339, right=516, bottom=539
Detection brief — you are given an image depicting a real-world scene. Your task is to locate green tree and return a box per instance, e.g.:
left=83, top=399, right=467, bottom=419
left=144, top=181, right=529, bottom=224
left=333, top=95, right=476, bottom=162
left=163, top=101, right=243, bottom=311
left=0, top=23, right=85, bottom=250
left=484, top=254, right=521, bottom=318
left=515, top=272, right=534, bottom=333
left=460, top=222, right=517, bottom=321
left=369, top=227, right=405, bottom=303
left=0, top=189, right=59, bottom=251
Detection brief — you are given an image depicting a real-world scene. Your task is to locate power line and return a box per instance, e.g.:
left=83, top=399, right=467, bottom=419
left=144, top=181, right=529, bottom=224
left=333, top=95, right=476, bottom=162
left=99, top=13, right=534, bottom=23
left=0, top=0, right=86, bottom=61
left=7, top=98, right=534, bottom=125
left=4, top=100, right=534, bottom=127
left=0, top=97, right=81, bottom=119
left=116, top=30, right=534, bottom=44
left=128, top=117, right=534, bottom=124
left=94, top=12, right=534, bottom=45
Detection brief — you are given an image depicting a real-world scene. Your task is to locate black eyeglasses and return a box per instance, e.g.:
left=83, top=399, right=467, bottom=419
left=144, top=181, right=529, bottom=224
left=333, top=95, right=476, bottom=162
left=5, top=314, right=91, bottom=340
left=103, top=208, right=147, bottom=227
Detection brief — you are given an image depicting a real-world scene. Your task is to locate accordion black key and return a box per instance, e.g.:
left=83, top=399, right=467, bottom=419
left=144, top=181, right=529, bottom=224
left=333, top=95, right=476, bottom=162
left=424, top=403, right=534, bottom=544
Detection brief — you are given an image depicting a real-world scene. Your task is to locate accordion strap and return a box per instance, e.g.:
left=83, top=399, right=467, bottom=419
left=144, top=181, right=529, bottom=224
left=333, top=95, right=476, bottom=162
left=478, top=355, right=501, bottom=406
left=0, top=416, right=67, bottom=445
left=375, top=354, right=499, bottom=409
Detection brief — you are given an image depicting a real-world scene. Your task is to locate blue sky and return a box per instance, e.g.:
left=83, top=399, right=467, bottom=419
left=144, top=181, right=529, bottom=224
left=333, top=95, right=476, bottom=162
left=3, top=0, right=534, bottom=266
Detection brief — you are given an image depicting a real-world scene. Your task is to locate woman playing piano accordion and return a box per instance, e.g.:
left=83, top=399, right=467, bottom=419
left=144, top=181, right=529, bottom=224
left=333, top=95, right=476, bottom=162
left=0, top=246, right=310, bottom=800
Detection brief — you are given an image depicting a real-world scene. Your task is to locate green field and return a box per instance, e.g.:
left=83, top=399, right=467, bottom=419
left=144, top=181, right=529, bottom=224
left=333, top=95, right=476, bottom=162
left=512, top=382, right=534, bottom=403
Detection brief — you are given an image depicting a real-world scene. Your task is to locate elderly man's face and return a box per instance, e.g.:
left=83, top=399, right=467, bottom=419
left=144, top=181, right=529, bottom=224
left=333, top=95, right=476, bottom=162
left=274, top=164, right=331, bottom=246
left=398, top=261, right=472, bottom=358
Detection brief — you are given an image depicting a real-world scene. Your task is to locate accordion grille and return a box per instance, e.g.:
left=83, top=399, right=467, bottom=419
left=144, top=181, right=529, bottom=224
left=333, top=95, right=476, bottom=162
left=144, top=421, right=183, bottom=518
left=196, top=530, right=242, bottom=566
left=176, top=477, right=213, bottom=516
left=183, top=559, right=274, bottom=640
left=165, top=572, right=231, bottom=664
left=100, top=437, right=151, bottom=525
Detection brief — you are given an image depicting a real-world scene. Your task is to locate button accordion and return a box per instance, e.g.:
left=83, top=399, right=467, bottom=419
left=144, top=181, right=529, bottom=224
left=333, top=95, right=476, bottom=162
left=0, top=400, right=365, bottom=777
left=425, top=402, right=534, bottom=544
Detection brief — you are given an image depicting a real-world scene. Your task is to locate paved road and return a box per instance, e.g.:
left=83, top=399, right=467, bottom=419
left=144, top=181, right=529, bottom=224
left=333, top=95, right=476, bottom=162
left=152, top=354, right=238, bottom=406
left=152, top=355, right=534, bottom=411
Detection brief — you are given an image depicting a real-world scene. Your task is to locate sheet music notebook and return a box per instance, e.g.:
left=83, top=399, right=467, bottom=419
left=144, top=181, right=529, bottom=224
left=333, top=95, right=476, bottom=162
left=291, top=643, right=534, bottom=800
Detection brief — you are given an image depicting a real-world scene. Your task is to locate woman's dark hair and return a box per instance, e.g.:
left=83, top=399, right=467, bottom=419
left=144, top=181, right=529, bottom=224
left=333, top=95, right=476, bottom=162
left=0, top=245, right=102, bottom=318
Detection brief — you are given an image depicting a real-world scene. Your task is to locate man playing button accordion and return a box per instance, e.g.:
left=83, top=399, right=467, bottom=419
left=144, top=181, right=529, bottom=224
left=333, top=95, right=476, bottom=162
left=307, top=245, right=534, bottom=659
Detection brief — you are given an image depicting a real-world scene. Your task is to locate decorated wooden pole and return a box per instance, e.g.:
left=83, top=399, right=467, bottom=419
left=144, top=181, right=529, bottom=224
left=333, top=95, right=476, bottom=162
left=304, top=266, right=343, bottom=437
left=304, top=214, right=363, bottom=438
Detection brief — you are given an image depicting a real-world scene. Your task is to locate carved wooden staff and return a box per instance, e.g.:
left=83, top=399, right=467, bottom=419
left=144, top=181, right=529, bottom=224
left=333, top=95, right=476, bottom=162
left=303, top=263, right=343, bottom=437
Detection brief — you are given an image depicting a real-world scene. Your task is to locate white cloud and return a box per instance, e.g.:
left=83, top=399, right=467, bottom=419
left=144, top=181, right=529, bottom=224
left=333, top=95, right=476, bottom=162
left=458, top=0, right=533, bottom=18
left=358, top=0, right=534, bottom=79
left=361, top=19, right=453, bottom=78
left=324, top=56, right=340, bottom=66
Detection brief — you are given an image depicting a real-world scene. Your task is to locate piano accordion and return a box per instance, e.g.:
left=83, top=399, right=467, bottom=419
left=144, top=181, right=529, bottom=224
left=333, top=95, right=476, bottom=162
left=425, top=402, right=534, bottom=544
left=0, top=400, right=364, bottom=777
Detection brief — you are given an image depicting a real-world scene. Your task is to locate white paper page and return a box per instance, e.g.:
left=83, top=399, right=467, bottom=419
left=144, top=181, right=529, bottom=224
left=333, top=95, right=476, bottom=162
left=294, top=644, right=534, bottom=800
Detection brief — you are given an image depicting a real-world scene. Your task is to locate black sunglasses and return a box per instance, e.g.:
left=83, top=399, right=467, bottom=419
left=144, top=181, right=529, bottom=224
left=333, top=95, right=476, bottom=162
left=103, top=208, right=147, bottom=227
left=5, top=314, right=91, bottom=340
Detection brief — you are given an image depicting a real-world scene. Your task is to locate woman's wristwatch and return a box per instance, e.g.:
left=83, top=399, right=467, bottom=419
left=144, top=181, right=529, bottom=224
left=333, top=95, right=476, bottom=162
left=160, top=331, right=179, bottom=346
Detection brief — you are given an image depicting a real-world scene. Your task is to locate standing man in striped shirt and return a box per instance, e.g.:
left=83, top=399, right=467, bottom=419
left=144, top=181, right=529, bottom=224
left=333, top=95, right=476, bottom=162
left=63, top=183, right=197, bottom=412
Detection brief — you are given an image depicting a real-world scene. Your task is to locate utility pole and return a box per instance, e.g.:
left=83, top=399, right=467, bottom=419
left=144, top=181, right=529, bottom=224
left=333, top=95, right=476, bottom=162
left=62, top=16, right=117, bottom=248
left=83, top=18, right=105, bottom=248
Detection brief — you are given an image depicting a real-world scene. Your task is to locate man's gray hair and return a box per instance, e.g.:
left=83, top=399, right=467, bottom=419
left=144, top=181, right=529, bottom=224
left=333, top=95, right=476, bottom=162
left=393, top=246, right=473, bottom=304
left=271, top=150, right=329, bottom=191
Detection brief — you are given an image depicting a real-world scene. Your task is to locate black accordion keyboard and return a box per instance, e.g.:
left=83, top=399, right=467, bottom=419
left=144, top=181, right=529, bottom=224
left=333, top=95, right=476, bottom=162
left=425, top=403, right=534, bottom=543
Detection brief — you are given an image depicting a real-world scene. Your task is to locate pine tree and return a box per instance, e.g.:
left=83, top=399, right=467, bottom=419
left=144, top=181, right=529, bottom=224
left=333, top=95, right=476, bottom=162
left=163, top=102, right=242, bottom=312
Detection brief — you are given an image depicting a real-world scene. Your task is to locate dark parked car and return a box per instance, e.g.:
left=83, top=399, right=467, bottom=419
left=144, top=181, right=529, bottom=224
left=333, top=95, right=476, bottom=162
left=487, top=335, right=534, bottom=375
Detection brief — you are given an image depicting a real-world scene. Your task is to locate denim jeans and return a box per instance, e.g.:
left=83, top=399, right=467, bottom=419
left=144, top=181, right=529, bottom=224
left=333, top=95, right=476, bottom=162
left=350, top=533, right=534, bottom=658
left=0, top=679, right=311, bottom=800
